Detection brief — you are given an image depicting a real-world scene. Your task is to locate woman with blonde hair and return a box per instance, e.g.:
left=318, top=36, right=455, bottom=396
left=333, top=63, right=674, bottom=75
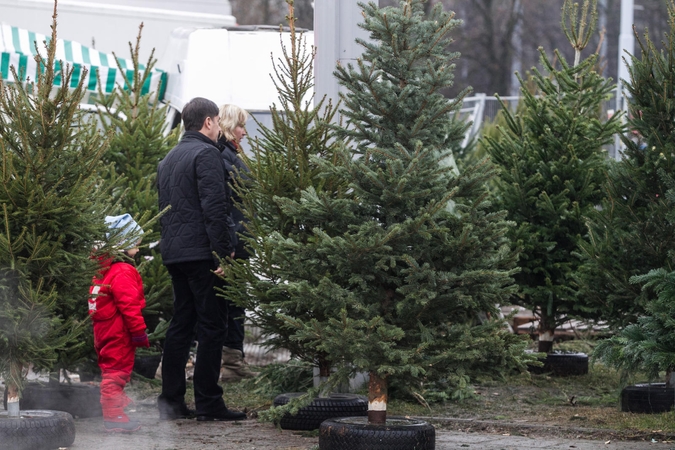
left=216, top=104, right=257, bottom=382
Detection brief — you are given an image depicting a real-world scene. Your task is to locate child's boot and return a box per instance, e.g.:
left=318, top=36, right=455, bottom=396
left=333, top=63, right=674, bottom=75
left=104, top=416, right=141, bottom=433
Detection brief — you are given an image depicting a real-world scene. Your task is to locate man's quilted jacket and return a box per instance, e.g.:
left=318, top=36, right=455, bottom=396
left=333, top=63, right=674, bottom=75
left=157, top=131, right=235, bottom=264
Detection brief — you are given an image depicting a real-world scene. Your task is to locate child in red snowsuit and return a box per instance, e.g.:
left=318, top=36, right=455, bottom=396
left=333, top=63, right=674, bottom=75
left=89, top=214, right=150, bottom=433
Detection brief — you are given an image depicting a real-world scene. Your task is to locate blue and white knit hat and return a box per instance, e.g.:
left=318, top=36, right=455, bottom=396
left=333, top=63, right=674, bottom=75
left=105, top=213, right=144, bottom=250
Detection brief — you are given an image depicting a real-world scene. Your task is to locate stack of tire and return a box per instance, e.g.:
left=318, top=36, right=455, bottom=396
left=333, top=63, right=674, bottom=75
left=274, top=392, right=435, bottom=449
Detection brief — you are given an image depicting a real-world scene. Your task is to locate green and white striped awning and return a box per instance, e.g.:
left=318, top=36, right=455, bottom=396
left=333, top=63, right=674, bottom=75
left=0, top=23, right=166, bottom=101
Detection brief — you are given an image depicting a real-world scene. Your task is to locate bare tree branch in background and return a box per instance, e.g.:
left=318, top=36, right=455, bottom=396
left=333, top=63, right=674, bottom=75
left=226, top=0, right=669, bottom=98
left=230, top=0, right=314, bottom=29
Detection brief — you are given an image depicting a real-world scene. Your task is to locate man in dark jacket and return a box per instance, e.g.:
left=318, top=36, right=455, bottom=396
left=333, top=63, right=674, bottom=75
left=156, top=97, right=246, bottom=422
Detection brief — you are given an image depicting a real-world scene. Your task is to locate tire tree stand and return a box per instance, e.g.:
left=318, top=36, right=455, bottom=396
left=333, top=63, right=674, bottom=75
left=319, top=371, right=435, bottom=449
left=0, top=410, right=76, bottom=450
left=621, top=383, right=675, bottom=414
left=274, top=393, right=367, bottom=431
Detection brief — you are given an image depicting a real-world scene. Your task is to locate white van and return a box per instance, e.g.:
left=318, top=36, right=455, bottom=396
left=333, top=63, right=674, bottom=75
left=157, top=25, right=314, bottom=148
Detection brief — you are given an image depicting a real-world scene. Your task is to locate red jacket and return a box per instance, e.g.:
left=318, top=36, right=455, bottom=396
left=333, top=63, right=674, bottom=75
left=89, top=258, right=147, bottom=335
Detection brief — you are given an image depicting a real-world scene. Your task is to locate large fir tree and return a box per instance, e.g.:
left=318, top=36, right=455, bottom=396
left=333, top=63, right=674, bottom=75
left=96, top=26, right=179, bottom=333
left=485, top=0, right=623, bottom=352
left=0, top=8, right=114, bottom=414
left=577, top=1, right=675, bottom=328
left=242, top=0, right=532, bottom=424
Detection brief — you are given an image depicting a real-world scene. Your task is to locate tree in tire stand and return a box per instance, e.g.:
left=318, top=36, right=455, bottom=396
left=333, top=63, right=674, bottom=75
left=594, top=266, right=675, bottom=413
left=0, top=3, right=111, bottom=448
left=221, top=0, right=345, bottom=405
left=577, top=1, right=675, bottom=332
left=484, top=0, right=623, bottom=355
left=242, top=1, right=534, bottom=445
left=221, top=1, right=373, bottom=429
left=591, top=4, right=675, bottom=411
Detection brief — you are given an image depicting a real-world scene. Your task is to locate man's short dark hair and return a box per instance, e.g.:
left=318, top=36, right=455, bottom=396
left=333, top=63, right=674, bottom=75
left=182, top=97, right=219, bottom=131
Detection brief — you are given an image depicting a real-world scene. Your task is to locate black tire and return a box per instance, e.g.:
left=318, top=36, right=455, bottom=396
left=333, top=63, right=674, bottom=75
left=319, top=416, right=435, bottom=450
left=274, top=392, right=368, bottom=431
left=528, top=352, right=588, bottom=376
left=134, top=354, right=162, bottom=379
left=0, top=410, right=76, bottom=450
left=621, top=383, right=675, bottom=414
left=3, top=382, right=102, bottom=419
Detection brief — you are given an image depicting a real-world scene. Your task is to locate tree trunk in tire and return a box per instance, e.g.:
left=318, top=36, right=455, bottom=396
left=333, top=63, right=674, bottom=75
left=537, top=328, right=554, bottom=353
left=368, top=371, right=387, bottom=424
left=5, top=362, right=22, bottom=417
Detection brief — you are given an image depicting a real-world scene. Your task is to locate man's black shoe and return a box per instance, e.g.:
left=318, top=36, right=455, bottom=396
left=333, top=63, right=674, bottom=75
left=196, top=409, right=247, bottom=422
left=158, top=398, right=196, bottom=420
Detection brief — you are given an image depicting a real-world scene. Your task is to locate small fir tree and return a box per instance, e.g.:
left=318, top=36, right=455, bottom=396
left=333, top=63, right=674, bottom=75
left=485, top=0, right=623, bottom=352
left=222, top=0, right=344, bottom=382
left=96, top=25, right=179, bottom=333
left=594, top=163, right=675, bottom=386
left=577, top=2, right=675, bottom=328
left=593, top=266, right=675, bottom=387
left=0, top=7, right=114, bottom=414
left=243, top=0, right=532, bottom=424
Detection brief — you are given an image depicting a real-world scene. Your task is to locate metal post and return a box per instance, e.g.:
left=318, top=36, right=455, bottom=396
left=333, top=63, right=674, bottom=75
left=313, top=0, right=378, bottom=116
left=598, top=0, right=608, bottom=76
left=510, top=0, right=523, bottom=97
left=614, top=0, right=634, bottom=160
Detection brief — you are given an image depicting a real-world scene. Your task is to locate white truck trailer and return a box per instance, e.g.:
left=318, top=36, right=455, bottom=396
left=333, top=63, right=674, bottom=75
left=157, top=25, right=314, bottom=147
left=0, top=0, right=236, bottom=63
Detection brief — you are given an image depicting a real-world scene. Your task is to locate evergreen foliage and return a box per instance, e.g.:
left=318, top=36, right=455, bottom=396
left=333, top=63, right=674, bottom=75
left=577, top=2, right=675, bottom=327
left=593, top=265, right=675, bottom=385
left=221, top=1, right=343, bottom=371
left=234, top=0, right=533, bottom=417
left=96, top=26, right=179, bottom=332
left=485, top=0, right=623, bottom=352
left=0, top=10, right=114, bottom=401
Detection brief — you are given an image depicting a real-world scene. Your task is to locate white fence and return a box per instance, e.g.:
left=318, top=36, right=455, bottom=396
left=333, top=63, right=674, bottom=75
left=459, top=89, right=623, bottom=159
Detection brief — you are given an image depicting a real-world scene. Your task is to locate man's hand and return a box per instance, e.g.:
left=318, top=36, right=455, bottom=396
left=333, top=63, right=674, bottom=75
left=214, top=252, right=235, bottom=276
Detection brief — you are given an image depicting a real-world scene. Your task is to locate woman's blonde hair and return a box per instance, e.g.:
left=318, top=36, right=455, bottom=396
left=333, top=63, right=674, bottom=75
left=218, top=104, right=249, bottom=142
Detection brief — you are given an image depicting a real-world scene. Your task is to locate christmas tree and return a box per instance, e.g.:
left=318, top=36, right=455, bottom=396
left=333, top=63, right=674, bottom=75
left=221, top=0, right=344, bottom=383
left=96, top=25, right=179, bottom=333
left=593, top=266, right=675, bottom=386
left=0, top=7, right=114, bottom=414
left=241, top=0, right=532, bottom=424
left=594, top=153, right=675, bottom=385
left=485, top=0, right=623, bottom=352
left=577, top=1, right=675, bottom=328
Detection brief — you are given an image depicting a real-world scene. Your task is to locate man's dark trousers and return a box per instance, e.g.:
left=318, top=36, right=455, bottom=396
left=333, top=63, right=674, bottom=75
left=160, top=260, right=229, bottom=415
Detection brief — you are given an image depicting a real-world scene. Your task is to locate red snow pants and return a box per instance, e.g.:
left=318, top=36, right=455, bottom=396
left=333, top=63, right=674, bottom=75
left=93, top=313, right=135, bottom=422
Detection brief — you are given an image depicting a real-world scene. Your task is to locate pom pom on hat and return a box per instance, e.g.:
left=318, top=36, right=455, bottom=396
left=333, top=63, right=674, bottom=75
left=105, top=213, right=144, bottom=250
